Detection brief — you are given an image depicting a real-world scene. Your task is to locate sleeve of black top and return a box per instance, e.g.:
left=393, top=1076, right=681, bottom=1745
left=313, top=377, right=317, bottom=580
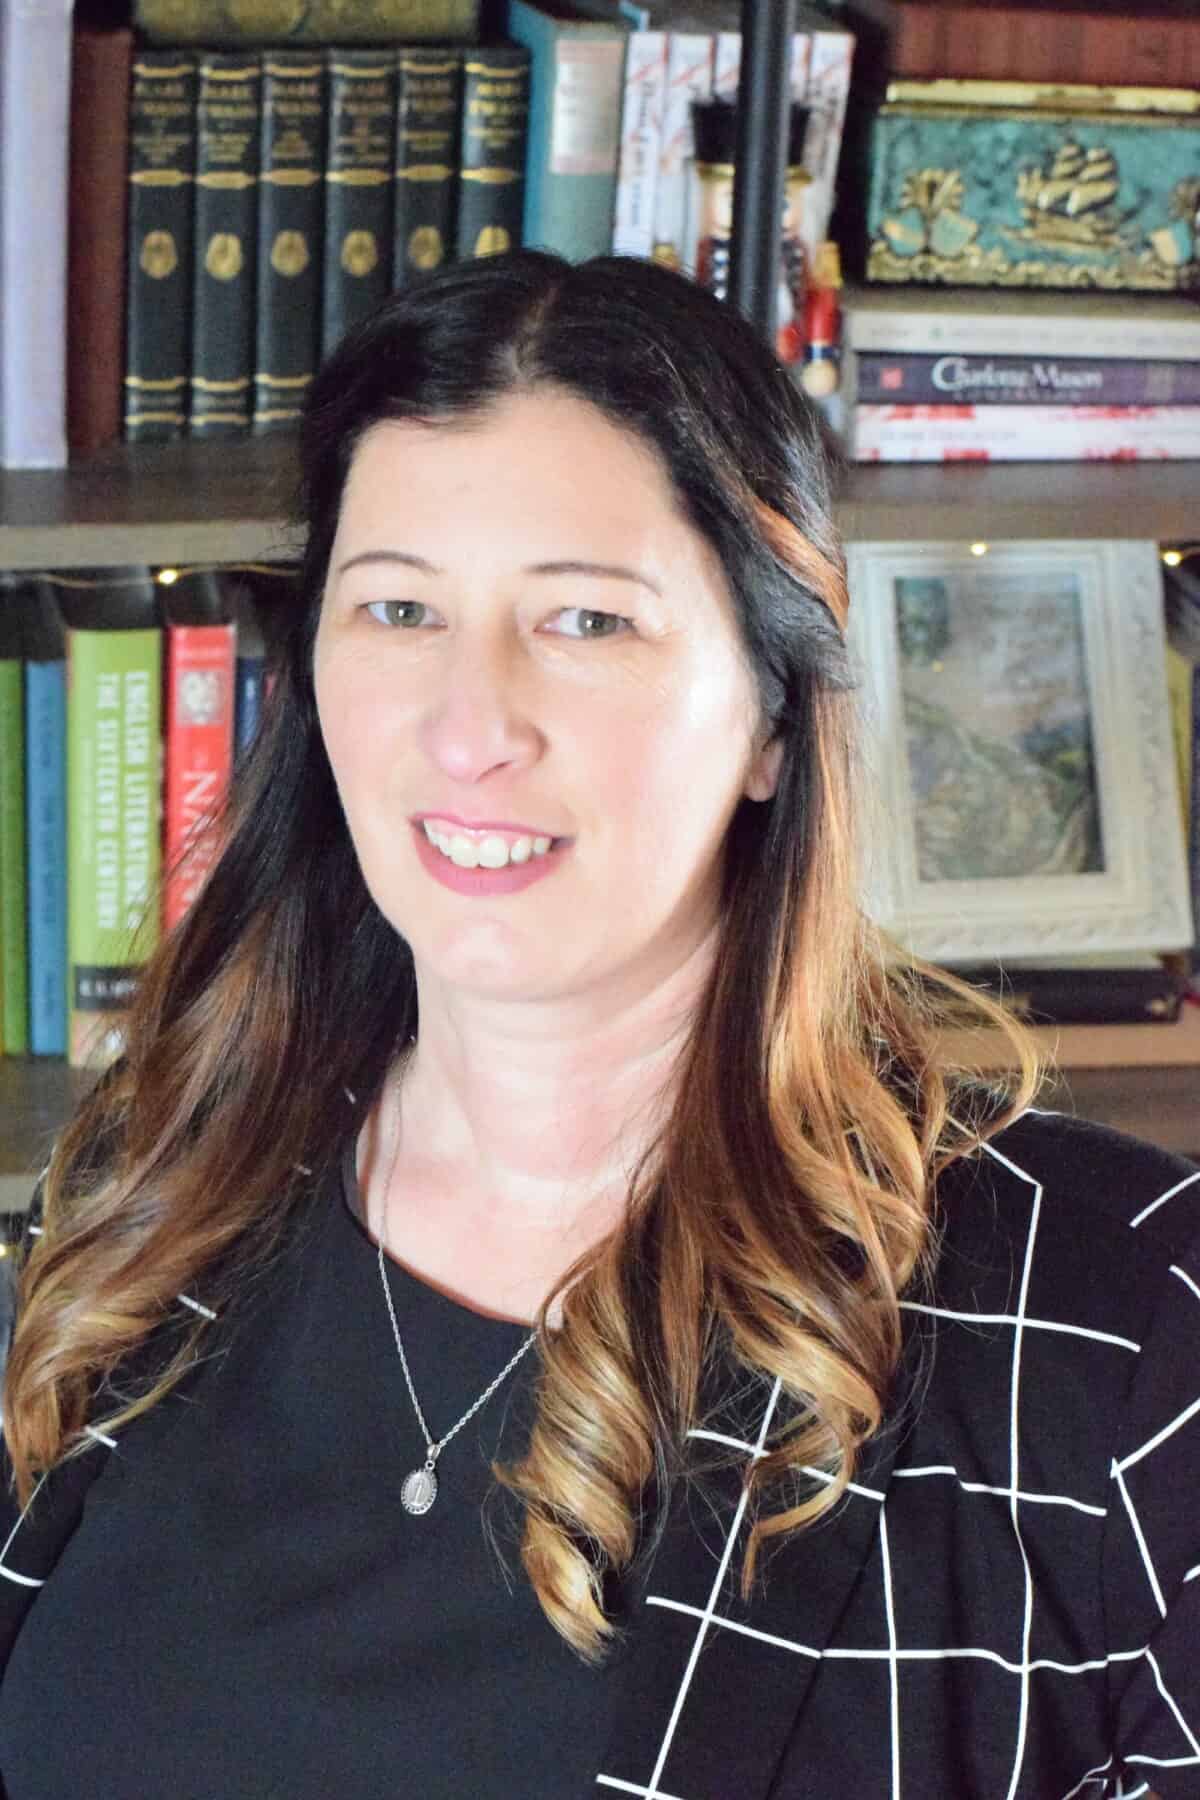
left=1105, top=1215, right=1200, bottom=1795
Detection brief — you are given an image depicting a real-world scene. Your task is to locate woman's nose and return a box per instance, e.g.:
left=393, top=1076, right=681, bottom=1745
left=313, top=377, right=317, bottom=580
left=418, top=631, right=544, bottom=786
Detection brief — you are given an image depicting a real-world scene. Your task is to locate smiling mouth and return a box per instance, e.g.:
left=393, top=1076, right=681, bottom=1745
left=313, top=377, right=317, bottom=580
left=417, top=819, right=568, bottom=870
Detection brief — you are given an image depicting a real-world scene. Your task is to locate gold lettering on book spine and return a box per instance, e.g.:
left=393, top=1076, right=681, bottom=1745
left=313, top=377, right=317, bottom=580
left=408, top=224, right=444, bottom=268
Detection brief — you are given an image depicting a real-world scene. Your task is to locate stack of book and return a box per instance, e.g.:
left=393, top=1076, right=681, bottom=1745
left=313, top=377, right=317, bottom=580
left=843, top=285, right=1200, bottom=462
left=0, top=564, right=290, bottom=1069
left=842, top=0, right=1200, bottom=463
left=100, top=35, right=530, bottom=447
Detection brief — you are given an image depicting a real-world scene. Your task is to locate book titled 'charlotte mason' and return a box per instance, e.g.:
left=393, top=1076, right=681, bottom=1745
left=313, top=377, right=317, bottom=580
left=58, top=571, right=162, bottom=1070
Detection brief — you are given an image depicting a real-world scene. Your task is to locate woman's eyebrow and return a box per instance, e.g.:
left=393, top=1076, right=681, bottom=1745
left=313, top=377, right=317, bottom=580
left=336, top=548, right=662, bottom=595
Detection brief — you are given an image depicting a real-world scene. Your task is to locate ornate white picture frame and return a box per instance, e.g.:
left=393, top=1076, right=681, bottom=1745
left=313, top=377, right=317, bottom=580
left=845, top=538, right=1193, bottom=961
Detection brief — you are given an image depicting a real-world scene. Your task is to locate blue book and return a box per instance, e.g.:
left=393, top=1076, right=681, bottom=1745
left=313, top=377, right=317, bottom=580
left=21, top=578, right=67, bottom=1055
left=229, top=573, right=267, bottom=761
left=504, top=0, right=627, bottom=261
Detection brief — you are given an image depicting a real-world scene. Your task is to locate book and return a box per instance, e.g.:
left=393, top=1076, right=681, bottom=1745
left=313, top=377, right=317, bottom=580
left=851, top=352, right=1200, bottom=409
left=950, top=956, right=1186, bottom=1026
left=393, top=47, right=463, bottom=284
left=851, top=402, right=1200, bottom=463
left=1163, top=558, right=1200, bottom=978
left=651, top=31, right=711, bottom=274
left=456, top=45, right=531, bottom=260
left=799, top=16, right=855, bottom=262
left=0, top=0, right=73, bottom=469
left=230, top=573, right=268, bottom=761
left=132, top=0, right=481, bottom=45
left=66, top=26, right=134, bottom=454
left=610, top=29, right=665, bottom=258
left=886, top=1, right=1200, bottom=92
left=19, top=576, right=66, bottom=1056
left=189, top=52, right=262, bottom=438
left=253, top=51, right=326, bottom=436
left=124, top=50, right=199, bottom=443
left=0, top=583, right=26, bottom=1052
left=842, top=285, right=1200, bottom=361
left=57, top=570, right=162, bottom=1071
left=321, top=49, right=396, bottom=358
left=163, top=570, right=235, bottom=934
left=504, top=0, right=626, bottom=262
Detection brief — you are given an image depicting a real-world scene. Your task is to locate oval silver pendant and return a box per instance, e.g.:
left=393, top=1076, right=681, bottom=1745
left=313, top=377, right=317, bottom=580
left=402, top=1466, right=438, bottom=1516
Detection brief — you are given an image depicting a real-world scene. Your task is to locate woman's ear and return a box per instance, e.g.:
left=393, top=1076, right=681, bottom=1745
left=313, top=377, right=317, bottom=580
left=744, top=733, right=783, bottom=803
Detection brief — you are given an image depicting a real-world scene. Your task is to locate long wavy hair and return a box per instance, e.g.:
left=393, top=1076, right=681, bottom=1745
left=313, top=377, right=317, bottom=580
left=5, top=250, right=1041, bottom=1662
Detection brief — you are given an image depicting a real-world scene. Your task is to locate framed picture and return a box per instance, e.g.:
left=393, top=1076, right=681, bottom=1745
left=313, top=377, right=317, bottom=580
left=845, top=538, right=1193, bottom=961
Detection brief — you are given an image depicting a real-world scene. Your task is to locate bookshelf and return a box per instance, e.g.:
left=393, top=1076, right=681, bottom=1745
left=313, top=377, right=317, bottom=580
left=0, top=442, right=1196, bottom=571
left=1, top=441, right=1199, bottom=1204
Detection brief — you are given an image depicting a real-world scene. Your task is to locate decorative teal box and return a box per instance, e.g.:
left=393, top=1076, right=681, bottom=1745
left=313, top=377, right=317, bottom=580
left=866, top=79, right=1200, bottom=291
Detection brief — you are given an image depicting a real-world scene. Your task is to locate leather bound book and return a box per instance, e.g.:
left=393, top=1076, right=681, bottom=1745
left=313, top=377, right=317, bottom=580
left=253, top=51, right=326, bottom=435
left=888, top=1, right=1200, bottom=90
left=67, top=26, right=134, bottom=454
left=455, top=44, right=530, bottom=262
left=124, top=51, right=199, bottom=443
left=189, top=52, right=262, bottom=438
left=393, top=47, right=463, bottom=288
left=320, top=49, right=396, bottom=358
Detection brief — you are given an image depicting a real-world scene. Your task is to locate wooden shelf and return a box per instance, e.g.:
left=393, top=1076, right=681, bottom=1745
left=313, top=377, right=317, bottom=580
left=0, top=438, right=303, bottom=570
left=835, top=460, right=1200, bottom=546
left=0, top=444, right=1197, bottom=569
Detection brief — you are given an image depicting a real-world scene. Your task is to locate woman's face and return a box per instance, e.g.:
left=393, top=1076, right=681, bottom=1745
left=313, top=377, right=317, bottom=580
left=313, top=385, right=781, bottom=1005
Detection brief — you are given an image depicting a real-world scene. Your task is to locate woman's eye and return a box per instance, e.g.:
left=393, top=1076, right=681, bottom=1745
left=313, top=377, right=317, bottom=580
left=365, top=600, right=429, bottom=627
left=549, top=607, right=632, bottom=640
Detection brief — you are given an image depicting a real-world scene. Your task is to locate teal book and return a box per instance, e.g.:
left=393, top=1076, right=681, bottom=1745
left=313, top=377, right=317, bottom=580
left=254, top=51, right=325, bottom=434
left=0, top=582, right=26, bottom=1054
left=56, top=569, right=162, bottom=1071
left=190, top=52, right=262, bottom=436
left=504, top=0, right=626, bottom=260
left=321, top=49, right=396, bottom=357
left=393, top=47, right=463, bottom=285
left=124, top=51, right=199, bottom=442
left=455, top=44, right=531, bottom=260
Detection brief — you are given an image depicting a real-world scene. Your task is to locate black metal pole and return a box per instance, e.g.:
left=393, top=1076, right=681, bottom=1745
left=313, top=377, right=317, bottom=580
left=729, top=0, right=797, bottom=347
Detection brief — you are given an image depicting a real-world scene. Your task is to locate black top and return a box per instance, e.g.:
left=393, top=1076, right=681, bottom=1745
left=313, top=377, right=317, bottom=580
left=2, top=1109, right=1199, bottom=1797
left=0, top=1138, right=624, bottom=1798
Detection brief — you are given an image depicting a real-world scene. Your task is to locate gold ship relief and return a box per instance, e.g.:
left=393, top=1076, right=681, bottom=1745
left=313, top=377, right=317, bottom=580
left=1014, top=139, right=1127, bottom=250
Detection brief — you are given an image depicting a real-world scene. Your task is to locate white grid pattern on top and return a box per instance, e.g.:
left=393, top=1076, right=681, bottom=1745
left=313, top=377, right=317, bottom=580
left=595, top=1131, right=1200, bottom=1800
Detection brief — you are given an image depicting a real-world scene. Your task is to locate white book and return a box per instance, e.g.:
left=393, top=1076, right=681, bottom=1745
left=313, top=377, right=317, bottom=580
left=711, top=28, right=738, bottom=99
left=799, top=22, right=855, bottom=263
left=611, top=30, right=667, bottom=257
left=852, top=403, right=1200, bottom=463
left=0, top=0, right=73, bottom=468
left=652, top=31, right=712, bottom=275
left=844, top=286, right=1200, bottom=362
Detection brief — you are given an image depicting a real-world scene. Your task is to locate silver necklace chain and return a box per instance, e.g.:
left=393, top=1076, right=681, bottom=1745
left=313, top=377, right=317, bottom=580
left=374, top=1043, right=538, bottom=1517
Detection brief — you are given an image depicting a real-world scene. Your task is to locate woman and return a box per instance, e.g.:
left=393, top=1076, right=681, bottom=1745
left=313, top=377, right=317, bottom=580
left=0, top=251, right=1196, bottom=1798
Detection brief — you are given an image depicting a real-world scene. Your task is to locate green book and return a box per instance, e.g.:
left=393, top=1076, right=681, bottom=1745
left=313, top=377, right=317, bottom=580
left=190, top=52, right=262, bottom=438
left=456, top=44, right=531, bottom=260
left=0, top=587, right=26, bottom=1054
left=393, top=47, right=463, bottom=286
left=124, top=51, right=199, bottom=442
left=321, top=49, right=397, bottom=356
left=254, top=51, right=326, bottom=434
left=57, top=571, right=163, bottom=1071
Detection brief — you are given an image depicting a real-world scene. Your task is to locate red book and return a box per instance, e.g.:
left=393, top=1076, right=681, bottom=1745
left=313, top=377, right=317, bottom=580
left=163, top=573, right=235, bottom=933
left=67, top=26, right=134, bottom=454
left=888, top=1, right=1200, bottom=89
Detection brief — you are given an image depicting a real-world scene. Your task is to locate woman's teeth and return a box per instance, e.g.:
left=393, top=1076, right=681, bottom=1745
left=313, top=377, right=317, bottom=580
left=421, top=821, right=555, bottom=870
